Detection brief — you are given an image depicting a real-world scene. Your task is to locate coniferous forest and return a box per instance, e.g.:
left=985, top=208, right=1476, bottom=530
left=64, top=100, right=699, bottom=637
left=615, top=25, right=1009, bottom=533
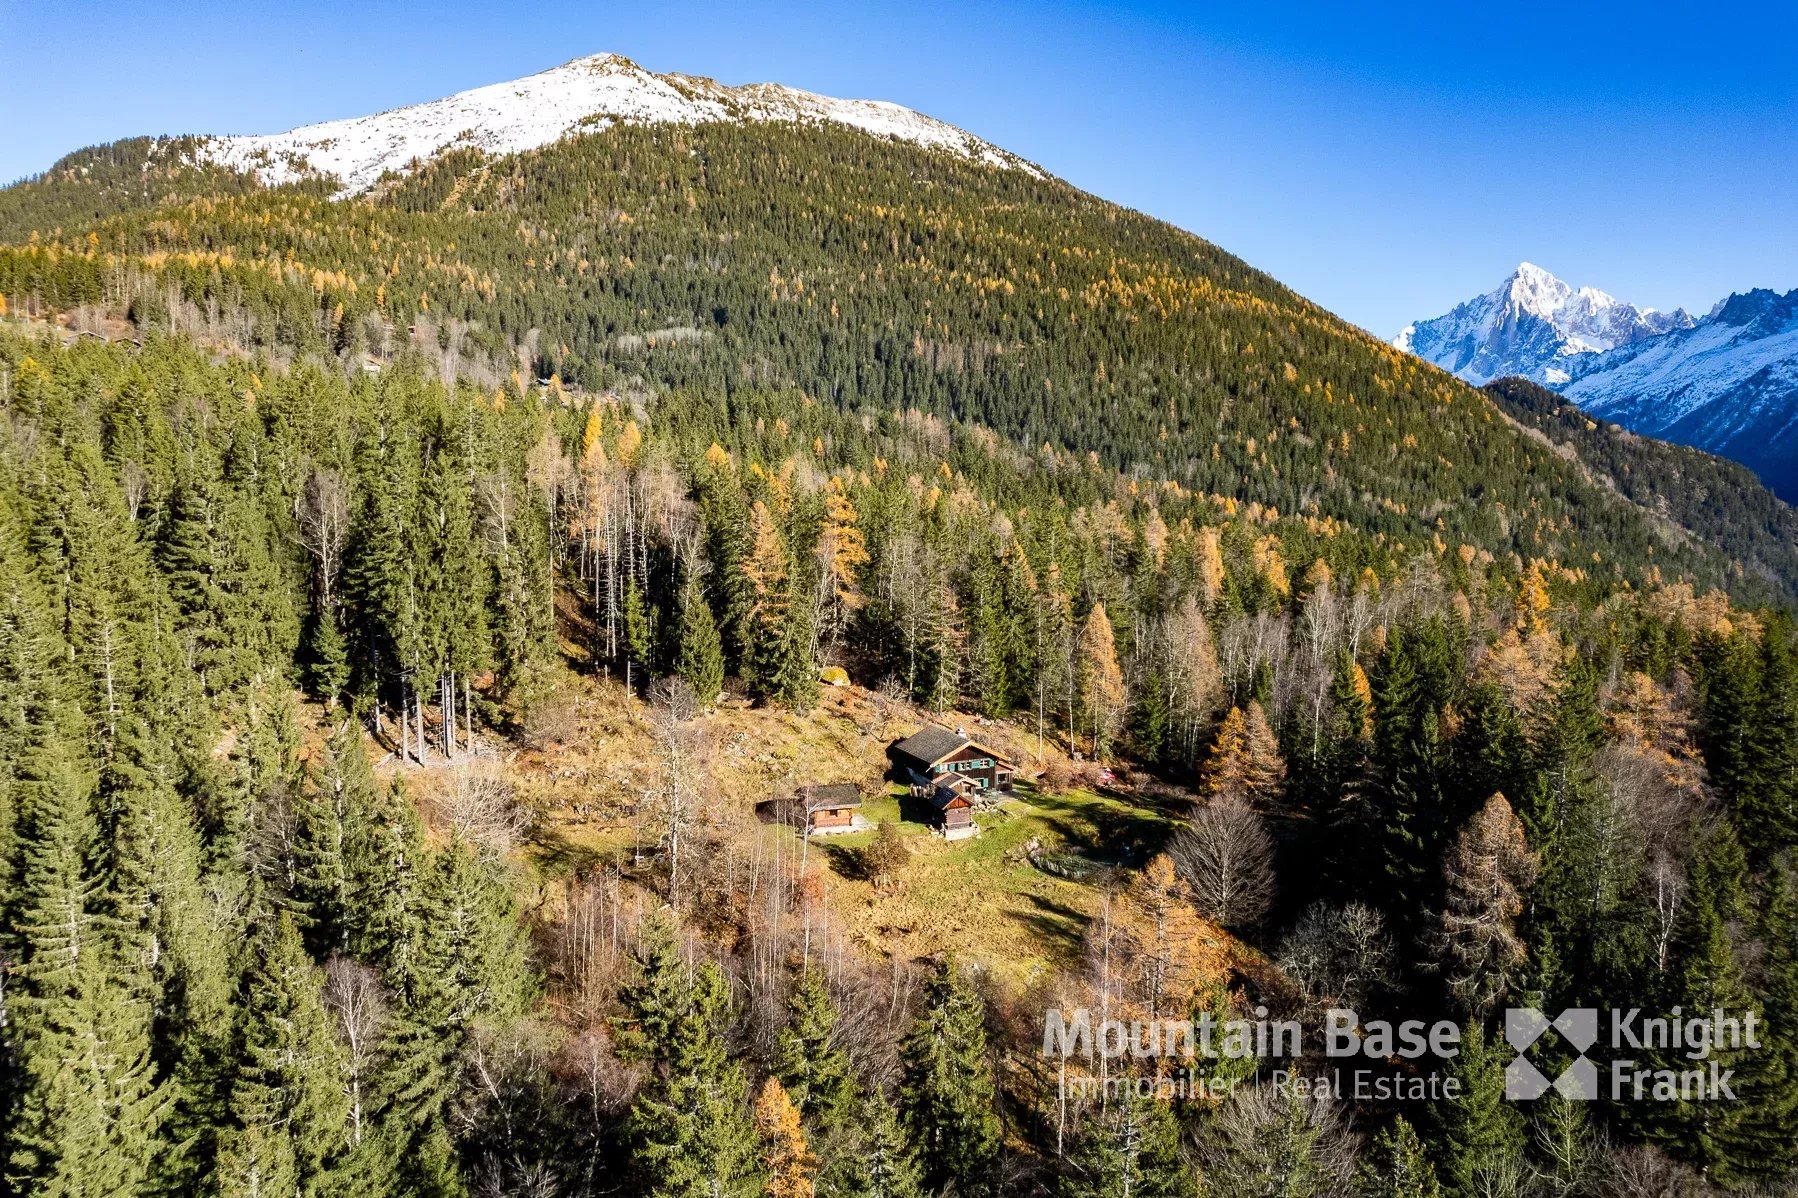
left=4, top=105, right=1798, bottom=1198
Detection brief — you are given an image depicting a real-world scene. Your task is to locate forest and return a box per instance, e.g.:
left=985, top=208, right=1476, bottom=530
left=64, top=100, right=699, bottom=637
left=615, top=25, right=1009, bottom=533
left=3, top=115, right=1798, bottom=1198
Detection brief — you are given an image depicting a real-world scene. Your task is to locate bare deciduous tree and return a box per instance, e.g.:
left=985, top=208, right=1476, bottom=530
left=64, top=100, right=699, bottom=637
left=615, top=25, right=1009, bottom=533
left=297, top=467, right=351, bottom=610
left=1169, top=794, right=1276, bottom=929
left=1276, top=901, right=1392, bottom=1013
left=1196, top=1083, right=1355, bottom=1198
left=322, top=956, right=388, bottom=1148
left=431, top=761, right=530, bottom=859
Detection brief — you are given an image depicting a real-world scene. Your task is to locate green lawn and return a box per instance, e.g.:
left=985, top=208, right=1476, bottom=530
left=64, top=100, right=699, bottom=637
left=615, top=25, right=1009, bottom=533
left=816, top=780, right=1185, bottom=986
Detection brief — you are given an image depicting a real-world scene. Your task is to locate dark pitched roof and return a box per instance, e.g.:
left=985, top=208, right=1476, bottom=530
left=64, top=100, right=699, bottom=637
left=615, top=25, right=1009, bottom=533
left=802, top=783, right=862, bottom=810
left=929, top=781, right=972, bottom=810
left=892, top=725, right=970, bottom=766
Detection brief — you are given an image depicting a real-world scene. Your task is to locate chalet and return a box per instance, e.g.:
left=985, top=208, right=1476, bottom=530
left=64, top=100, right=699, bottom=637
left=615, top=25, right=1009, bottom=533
left=799, top=783, right=868, bottom=837
left=890, top=724, right=1016, bottom=795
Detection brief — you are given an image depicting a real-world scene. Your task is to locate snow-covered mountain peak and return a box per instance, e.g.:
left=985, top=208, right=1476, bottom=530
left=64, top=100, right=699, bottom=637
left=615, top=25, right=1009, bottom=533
left=1506, top=261, right=1574, bottom=317
left=190, top=53, right=1042, bottom=196
left=1394, top=263, right=1694, bottom=386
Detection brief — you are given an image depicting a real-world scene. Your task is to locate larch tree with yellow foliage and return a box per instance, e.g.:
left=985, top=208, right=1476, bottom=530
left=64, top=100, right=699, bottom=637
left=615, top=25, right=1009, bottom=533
left=754, top=1077, right=817, bottom=1198
left=1077, top=602, right=1127, bottom=758
left=813, top=477, right=869, bottom=662
left=1199, top=702, right=1286, bottom=805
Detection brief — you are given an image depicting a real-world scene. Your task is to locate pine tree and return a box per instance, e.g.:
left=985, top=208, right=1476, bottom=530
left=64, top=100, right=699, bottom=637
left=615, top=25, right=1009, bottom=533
left=898, top=958, right=1001, bottom=1197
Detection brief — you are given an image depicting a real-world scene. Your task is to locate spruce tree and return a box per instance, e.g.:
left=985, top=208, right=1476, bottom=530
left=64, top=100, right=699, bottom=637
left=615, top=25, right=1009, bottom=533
left=676, top=580, right=726, bottom=708
left=626, top=961, right=762, bottom=1198
left=1060, top=1084, right=1193, bottom=1198
left=774, top=970, right=860, bottom=1139
left=215, top=910, right=349, bottom=1198
left=616, top=910, right=690, bottom=1065
left=295, top=722, right=379, bottom=957
left=1355, top=1116, right=1441, bottom=1198
left=898, top=958, right=1001, bottom=1197
left=1428, top=1024, right=1524, bottom=1198
left=818, top=1089, right=924, bottom=1198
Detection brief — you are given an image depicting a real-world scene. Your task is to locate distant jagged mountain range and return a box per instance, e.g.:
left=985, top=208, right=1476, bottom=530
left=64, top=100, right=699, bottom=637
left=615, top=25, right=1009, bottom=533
left=1397, top=263, right=1798, bottom=501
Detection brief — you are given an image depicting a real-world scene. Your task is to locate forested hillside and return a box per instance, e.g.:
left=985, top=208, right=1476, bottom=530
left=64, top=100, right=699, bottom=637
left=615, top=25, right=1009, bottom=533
left=3, top=108, right=1798, bottom=1197
left=1485, top=375, right=1798, bottom=591
left=1, top=122, right=1787, bottom=603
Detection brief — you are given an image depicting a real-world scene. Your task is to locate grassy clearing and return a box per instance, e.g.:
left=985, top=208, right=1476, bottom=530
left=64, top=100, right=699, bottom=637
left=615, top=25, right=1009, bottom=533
left=816, top=781, right=1184, bottom=987
left=503, top=665, right=1194, bottom=985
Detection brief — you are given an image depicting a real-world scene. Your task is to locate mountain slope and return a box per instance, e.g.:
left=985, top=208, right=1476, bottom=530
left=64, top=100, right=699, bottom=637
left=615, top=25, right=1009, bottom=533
left=0, top=60, right=1790, bottom=601
left=1483, top=376, right=1798, bottom=591
left=1394, top=262, right=1691, bottom=386
left=1560, top=287, right=1798, bottom=500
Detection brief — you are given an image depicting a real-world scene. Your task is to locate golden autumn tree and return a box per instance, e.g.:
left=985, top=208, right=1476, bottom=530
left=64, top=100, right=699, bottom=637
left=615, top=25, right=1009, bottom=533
left=814, top=476, right=870, bottom=657
left=754, top=1077, right=817, bottom=1198
left=1168, top=596, right=1223, bottom=755
left=1091, top=854, right=1230, bottom=1027
left=1199, top=702, right=1285, bottom=804
left=1077, top=602, right=1126, bottom=758
left=743, top=500, right=794, bottom=698
left=1196, top=525, right=1225, bottom=606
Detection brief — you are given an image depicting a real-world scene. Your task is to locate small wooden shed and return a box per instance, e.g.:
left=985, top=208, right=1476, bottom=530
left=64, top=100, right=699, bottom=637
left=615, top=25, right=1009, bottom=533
left=799, top=783, right=868, bottom=837
left=927, top=778, right=979, bottom=840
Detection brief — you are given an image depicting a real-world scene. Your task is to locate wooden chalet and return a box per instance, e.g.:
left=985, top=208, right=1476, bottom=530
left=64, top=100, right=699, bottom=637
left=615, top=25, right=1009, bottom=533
left=798, top=783, right=868, bottom=837
left=890, top=724, right=1014, bottom=838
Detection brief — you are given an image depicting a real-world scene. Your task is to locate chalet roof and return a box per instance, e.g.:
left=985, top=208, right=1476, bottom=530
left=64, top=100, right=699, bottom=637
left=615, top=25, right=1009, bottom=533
left=892, top=725, right=969, bottom=766
left=801, top=783, right=862, bottom=810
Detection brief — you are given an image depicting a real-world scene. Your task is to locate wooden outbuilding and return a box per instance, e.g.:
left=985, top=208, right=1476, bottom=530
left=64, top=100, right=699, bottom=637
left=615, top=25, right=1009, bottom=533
left=928, top=779, right=978, bottom=840
left=799, top=782, right=868, bottom=837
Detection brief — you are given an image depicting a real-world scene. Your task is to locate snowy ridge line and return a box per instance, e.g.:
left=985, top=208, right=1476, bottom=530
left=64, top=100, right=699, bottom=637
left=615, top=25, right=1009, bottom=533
left=186, top=52, right=1043, bottom=197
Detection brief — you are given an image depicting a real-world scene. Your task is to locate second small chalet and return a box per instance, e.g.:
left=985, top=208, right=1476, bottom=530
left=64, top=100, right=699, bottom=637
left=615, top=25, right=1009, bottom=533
left=799, top=783, right=868, bottom=837
left=891, top=724, right=1016, bottom=798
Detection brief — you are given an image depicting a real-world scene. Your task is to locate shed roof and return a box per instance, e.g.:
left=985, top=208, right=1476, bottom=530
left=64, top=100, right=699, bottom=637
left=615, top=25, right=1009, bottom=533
left=929, top=781, right=973, bottom=811
left=802, top=783, right=863, bottom=810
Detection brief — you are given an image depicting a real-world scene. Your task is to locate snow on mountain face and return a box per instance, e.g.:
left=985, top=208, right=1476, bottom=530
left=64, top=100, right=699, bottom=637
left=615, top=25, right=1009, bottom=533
left=1399, top=266, right=1798, bottom=501
left=1561, top=287, right=1798, bottom=500
left=1393, top=262, right=1693, bottom=387
left=191, top=53, right=1042, bottom=196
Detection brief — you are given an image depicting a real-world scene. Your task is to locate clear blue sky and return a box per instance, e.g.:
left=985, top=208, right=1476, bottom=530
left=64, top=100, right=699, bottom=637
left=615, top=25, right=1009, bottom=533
left=3, top=0, right=1794, bottom=335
